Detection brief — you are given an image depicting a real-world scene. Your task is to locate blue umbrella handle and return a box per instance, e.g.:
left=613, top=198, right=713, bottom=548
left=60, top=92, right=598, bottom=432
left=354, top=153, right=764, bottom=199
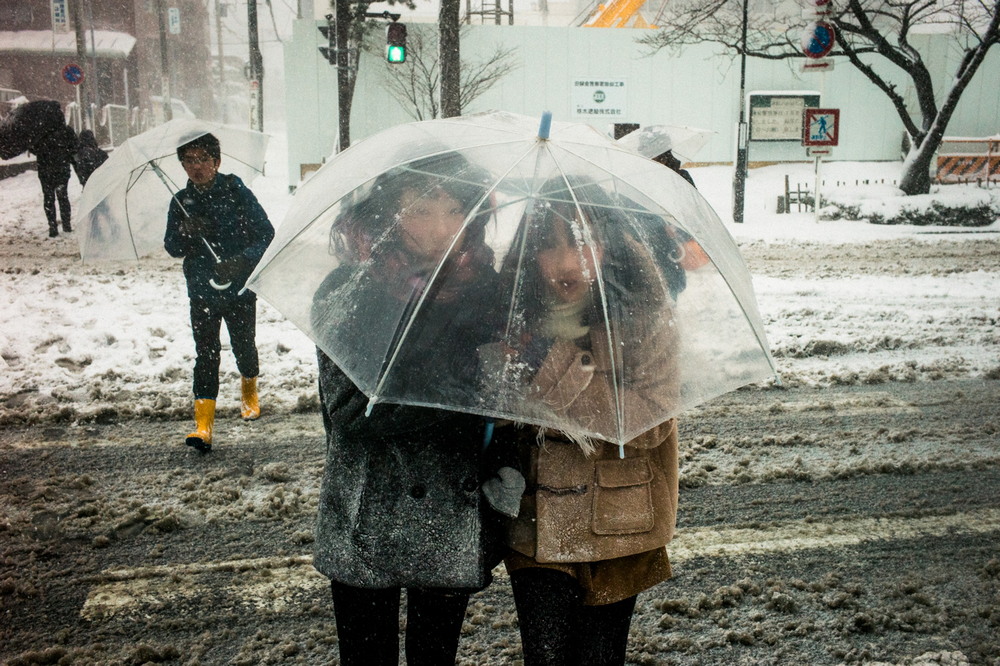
left=538, top=111, right=552, bottom=140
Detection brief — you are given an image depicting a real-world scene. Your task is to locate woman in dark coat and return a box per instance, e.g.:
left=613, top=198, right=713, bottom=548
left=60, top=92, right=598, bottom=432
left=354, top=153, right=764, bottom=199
left=72, top=129, right=109, bottom=186
left=310, top=153, right=505, bottom=666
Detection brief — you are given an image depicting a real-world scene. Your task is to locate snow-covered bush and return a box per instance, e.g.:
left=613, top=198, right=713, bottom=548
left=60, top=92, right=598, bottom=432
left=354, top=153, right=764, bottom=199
left=820, top=186, right=1000, bottom=227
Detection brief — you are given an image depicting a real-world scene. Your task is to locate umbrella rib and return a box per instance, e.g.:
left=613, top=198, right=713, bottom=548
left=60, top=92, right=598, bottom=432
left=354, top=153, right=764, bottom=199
left=368, top=140, right=546, bottom=405
left=552, top=143, right=779, bottom=385
left=548, top=156, right=628, bottom=448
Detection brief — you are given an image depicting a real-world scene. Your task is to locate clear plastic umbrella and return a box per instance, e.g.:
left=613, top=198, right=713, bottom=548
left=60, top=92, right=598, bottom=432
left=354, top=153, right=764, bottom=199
left=616, top=124, right=715, bottom=163
left=247, top=111, right=776, bottom=446
left=74, top=119, right=269, bottom=263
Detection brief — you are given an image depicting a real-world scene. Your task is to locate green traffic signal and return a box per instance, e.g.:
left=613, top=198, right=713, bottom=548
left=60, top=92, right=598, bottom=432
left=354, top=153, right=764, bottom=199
left=387, top=44, right=406, bottom=63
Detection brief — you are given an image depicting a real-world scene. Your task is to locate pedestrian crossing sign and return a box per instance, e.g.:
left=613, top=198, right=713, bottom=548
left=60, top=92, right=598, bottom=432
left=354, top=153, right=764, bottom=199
left=802, top=108, right=840, bottom=146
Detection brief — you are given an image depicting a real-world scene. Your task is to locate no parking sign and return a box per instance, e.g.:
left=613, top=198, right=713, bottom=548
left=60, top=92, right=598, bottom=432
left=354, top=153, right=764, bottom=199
left=801, top=22, right=836, bottom=58
left=62, top=63, right=84, bottom=85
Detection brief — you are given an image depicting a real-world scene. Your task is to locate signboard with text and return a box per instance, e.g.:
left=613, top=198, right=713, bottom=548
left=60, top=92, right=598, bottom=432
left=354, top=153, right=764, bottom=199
left=749, top=92, right=821, bottom=141
left=51, top=0, right=69, bottom=33
left=572, top=78, right=627, bottom=120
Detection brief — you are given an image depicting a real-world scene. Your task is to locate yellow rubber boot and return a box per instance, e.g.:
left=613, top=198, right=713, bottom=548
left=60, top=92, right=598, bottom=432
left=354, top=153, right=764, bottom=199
left=185, top=399, right=215, bottom=452
left=241, top=376, right=260, bottom=420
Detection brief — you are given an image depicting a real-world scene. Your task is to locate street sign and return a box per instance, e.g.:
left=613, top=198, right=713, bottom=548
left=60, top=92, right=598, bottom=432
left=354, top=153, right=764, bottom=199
left=168, top=8, right=181, bottom=34
left=62, top=63, right=84, bottom=85
left=801, top=21, right=836, bottom=58
left=803, top=108, right=840, bottom=146
left=801, top=58, right=835, bottom=73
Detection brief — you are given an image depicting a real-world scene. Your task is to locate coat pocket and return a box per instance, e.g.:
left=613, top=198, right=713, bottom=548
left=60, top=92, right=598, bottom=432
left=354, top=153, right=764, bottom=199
left=592, top=457, right=654, bottom=535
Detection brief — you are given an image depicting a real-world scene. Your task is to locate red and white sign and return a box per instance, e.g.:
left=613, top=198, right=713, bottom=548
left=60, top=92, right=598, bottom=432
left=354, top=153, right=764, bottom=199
left=61, top=63, right=84, bottom=85
left=801, top=21, right=836, bottom=59
left=803, top=108, right=840, bottom=146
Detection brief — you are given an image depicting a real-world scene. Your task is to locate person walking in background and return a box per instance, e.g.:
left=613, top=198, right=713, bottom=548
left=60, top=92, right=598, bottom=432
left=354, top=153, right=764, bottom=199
left=72, top=129, right=109, bottom=187
left=310, top=154, right=507, bottom=666
left=491, top=176, right=682, bottom=666
left=34, top=120, right=77, bottom=238
left=164, top=133, right=274, bottom=453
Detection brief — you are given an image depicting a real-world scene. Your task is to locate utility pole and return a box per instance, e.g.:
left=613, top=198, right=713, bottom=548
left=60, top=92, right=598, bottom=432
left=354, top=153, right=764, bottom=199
left=248, top=0, right=264, bottom=131
left=215, top=0, right=226, bottom=123
left=155, top=0, right=173, bottom=122
left=732, top=0, right=749, bottom=223
left=335, top=2, right=352, bottom=151
left=70, top=0, right=93, bottom=129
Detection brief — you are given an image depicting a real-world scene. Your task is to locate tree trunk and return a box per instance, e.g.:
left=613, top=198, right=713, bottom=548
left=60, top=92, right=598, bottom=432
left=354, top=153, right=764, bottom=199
left=899, top=144, right=934, bottom=195
left=439, top=0, right=461, bottom=118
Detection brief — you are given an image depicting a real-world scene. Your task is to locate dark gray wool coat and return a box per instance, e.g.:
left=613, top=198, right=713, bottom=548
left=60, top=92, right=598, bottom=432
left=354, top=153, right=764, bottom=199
left=311, top=260, right=504, bottom=591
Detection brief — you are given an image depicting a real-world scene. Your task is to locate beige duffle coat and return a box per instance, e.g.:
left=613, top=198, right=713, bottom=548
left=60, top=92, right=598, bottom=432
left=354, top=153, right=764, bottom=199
left=503, top=311, right=680, bottom=605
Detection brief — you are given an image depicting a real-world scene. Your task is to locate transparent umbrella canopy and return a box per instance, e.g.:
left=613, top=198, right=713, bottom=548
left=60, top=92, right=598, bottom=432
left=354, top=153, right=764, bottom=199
left=616, top=124, right=716, bottom=163
left=247, top=111, right=777, bottom=445
left=74, top=119, right=269, bottom=263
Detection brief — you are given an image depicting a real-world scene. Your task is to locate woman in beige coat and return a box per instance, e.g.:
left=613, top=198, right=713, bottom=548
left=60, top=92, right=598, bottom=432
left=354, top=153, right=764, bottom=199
left=491, top=176, right=683, bottom=666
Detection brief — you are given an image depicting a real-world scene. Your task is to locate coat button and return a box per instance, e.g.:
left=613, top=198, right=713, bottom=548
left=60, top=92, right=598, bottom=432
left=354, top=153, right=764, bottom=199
left=461, top=478, right=478, bottom=493
left=581, top=354, right=592, bottom=365
left=409, top=484, right=426, bottom=499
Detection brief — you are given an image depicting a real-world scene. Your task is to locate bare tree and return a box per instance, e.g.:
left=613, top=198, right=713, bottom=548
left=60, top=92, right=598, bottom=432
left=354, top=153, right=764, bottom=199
left=379, top=27, right=520, bottom=121
left=639, top=0, right=1000, bottom=195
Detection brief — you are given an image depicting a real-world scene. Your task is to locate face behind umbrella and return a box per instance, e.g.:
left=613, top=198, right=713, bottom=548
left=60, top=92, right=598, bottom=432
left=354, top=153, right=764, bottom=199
left=247, top=111, right=776, bottom=444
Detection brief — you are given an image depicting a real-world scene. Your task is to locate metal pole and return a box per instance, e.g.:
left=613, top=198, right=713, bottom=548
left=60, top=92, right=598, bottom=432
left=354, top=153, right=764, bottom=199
left=732, top=0, right=749, bottom=223
left=215, top=0, right=227, bottom=123
left=70, top=0, right=93, bottom=130
left=248, top=0, right=264, bottom=131
left=155, top=0, right=172, bottom=122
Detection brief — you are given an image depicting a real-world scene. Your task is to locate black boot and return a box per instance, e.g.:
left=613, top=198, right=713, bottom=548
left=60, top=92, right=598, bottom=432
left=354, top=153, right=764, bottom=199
left=48, top=223, right=59, bottom=238
left=62, top=220, right=72, bottom=233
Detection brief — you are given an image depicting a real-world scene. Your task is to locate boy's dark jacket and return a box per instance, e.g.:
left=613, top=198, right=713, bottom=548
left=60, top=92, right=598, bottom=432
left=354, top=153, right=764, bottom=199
left=164, top=173, right=274, bottom=301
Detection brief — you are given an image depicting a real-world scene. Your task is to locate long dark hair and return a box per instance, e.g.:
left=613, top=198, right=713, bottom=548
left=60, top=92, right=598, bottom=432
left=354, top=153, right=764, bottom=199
left=497, top=174, right=664, bottom=342
left=330, top=151, right=495, bottom=263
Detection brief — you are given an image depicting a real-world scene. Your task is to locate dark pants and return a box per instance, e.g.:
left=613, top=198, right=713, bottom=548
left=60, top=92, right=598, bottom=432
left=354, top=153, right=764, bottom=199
left=509, top=568, right=637, bottom=666
left=329, top=580, right=471, bottom=666
left=190, top=293, right=259, bottom=400
left=39, top=166, right=71, bottom=230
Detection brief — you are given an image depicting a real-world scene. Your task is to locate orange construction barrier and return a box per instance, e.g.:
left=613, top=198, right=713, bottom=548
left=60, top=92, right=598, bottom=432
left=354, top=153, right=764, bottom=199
left=935, top=136, right=1000, bottom=184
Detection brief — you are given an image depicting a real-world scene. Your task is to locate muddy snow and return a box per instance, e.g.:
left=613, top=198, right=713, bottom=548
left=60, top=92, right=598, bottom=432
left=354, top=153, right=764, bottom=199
left=1, top=154, right=999, bottom=665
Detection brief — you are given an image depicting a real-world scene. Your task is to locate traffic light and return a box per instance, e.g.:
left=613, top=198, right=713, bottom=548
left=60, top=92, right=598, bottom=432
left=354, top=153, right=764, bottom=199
left=386, top=22, right=406, bottom=64
left=318, top=14, right=335, bottom=65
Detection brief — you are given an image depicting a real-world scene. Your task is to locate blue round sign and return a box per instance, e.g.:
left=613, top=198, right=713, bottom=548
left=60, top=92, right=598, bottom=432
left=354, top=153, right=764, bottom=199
left=801, top=22, right=836, bottom=59
left=62, top=63, right=85, bottom=85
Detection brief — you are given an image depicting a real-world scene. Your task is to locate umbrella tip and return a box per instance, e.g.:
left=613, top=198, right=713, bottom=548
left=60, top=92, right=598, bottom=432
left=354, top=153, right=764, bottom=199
left=538, top=111, right=552, bottom=140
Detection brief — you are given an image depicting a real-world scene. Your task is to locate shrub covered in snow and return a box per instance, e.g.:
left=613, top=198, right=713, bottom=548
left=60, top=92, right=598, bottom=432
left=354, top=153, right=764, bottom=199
left=820, top=186, right=1000, bottom=227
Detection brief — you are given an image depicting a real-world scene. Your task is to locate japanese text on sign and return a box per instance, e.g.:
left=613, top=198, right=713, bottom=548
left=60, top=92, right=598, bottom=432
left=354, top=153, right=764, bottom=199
left=572, top=79, right=627, bottom=119
left=51, top=0, right=69, bottom=32
left=749, top=93, right=820, bottom=141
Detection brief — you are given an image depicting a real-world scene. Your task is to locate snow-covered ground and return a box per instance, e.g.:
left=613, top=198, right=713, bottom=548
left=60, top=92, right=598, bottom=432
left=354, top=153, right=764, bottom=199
left=1, top=132, right=998, bottom=425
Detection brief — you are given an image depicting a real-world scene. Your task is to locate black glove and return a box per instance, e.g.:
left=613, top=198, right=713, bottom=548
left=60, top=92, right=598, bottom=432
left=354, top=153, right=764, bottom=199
left=214, top=256, right=250, bottom=282
left=179, top=216, right=210, bottom=237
